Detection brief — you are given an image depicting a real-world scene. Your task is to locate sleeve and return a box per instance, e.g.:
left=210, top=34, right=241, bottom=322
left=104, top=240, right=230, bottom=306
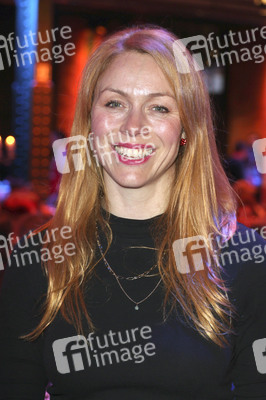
left=0, top=245, right=49, bottom=399
left=229, top=232, right=266, bottom=399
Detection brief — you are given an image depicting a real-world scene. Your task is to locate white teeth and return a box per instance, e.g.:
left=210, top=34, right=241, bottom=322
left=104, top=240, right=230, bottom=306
left=114, top=145, right=154, bottom=159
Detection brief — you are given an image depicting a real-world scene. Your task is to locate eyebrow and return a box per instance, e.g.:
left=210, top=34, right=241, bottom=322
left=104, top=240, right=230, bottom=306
left=99, top=88, right=176, bottom=99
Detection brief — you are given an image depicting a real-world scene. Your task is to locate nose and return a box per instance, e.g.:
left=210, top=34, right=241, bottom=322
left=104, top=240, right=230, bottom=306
left=119, top=106, right=146, bottom=138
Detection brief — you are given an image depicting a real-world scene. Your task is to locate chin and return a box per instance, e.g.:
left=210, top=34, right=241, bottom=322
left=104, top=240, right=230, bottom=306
left=112, top=175, right=150, bottom=189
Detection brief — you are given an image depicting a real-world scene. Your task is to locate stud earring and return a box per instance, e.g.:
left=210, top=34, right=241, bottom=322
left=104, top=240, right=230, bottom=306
left=180, top=138, right=187, bottom=146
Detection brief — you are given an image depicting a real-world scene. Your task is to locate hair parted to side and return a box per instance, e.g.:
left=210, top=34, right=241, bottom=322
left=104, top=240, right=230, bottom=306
left=24, top=25, right=237, bottom=346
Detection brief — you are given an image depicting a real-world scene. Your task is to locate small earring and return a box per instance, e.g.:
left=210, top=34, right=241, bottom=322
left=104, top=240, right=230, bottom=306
left=180, top=138, right=187, bottom=146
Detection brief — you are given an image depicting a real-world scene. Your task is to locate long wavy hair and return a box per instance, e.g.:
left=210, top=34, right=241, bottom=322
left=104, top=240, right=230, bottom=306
left=25, top=25, right=237, bottom=346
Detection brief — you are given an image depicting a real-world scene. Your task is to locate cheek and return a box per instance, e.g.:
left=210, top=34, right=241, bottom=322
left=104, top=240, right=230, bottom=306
left=91, top=110, right=106, bottom=138
left=91, top=108, right=121, bottom=137
left=156, top=120, right=181, bottom=146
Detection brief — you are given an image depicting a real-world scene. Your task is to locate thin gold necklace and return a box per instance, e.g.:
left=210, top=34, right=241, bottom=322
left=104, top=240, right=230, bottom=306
left=96, top=233, right=162, bottom=310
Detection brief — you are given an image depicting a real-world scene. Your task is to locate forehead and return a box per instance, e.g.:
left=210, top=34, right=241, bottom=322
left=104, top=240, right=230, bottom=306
left=95, top=51, right=173, bottom=94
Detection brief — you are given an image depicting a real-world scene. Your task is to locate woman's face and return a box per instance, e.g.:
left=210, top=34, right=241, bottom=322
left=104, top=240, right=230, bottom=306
left=91, top=51, right=182, bottom=191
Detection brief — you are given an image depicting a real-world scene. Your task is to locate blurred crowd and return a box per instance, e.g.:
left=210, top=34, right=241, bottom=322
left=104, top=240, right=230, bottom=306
left=0, top=181, right=55, bottom=287
left=227, top=133, right=266, bottom=229
left=0, top=130, right=63, bottom=286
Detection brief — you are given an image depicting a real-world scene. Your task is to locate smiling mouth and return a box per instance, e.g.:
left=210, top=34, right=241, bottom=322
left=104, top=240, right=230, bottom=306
left=113, top=145, right=155, bottom=160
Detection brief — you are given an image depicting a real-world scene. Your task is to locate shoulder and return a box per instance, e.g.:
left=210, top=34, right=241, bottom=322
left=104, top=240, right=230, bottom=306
left=218, top=223, right=266, bottom=311
left=219, top=222, right=266, bottom=274
left=1, top=225, right=76, bottom=297
left=0, top=230, right=49, bottom=302
left=0, top=231, right=50, bottom=335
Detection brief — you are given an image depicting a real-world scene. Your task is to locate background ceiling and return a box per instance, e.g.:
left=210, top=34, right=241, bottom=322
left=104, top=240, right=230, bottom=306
left=0, top=0, right=265, bottom=25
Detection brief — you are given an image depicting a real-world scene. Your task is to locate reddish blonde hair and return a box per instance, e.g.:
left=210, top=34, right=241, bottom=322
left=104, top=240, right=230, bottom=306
left=25, top=26, right=237, bottom=346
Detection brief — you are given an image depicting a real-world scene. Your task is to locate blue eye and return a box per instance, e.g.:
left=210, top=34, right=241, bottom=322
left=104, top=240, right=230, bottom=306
left=152, top=105, right=169, bottom=113
left=105, top=100, right=122, bottom=108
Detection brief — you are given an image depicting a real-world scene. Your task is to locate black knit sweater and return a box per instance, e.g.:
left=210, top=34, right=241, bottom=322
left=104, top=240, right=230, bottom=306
left=0, top=211, right=266, bottom=399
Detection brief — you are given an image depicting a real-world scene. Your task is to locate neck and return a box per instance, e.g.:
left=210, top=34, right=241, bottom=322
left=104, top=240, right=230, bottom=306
left=102, top=175, right=173, bottom=220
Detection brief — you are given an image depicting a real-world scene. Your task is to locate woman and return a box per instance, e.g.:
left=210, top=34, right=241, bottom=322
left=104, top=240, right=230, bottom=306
left=0, top=25, right=266, bottom=400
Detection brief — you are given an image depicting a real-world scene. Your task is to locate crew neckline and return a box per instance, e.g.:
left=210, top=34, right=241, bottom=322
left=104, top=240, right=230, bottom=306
left=100, top=207, right=164, bottom=238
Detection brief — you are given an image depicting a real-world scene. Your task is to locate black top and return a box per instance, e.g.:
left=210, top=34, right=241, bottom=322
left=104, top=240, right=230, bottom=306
left=0, top=211, right=266, bottom=400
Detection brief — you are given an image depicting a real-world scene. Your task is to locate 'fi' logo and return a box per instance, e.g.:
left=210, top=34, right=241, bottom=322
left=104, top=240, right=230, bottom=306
left=173, top=35, right=211, bottom=74
left=252, top=338, right=266, bottom=374
left=252, top=138, right=266, bottom=174
left=0, top=35, right=12, bottom=71
left=172, top=235, right=211, bottom=274
left=53, top=335, right=91, bottom=374
left=52, top=135, right=91, bottom=174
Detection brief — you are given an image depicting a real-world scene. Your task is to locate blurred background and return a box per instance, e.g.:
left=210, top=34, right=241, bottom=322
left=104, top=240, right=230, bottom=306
left=0, top=0, right=265, bottom=267
left=0, top=2, right=265, bottom=397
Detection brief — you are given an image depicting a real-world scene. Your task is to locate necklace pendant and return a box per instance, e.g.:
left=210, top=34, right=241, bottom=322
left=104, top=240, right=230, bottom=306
left=135, top=304, right=139, bottom=310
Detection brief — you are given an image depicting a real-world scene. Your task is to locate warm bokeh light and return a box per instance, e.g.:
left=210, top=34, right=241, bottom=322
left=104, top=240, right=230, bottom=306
left=33, top=116, right=41, bottom=125
left=55, top=28, right=105, bottom=135
left=96, top=26, right=107, bottom=36
left=41, top=127, right=50, bottom=135
left=31, top=169, right=40, bottom=177
left=32, top=148, right=41, bottom=156
left=43, top=96, right=51, bottom=105
left=41, top=158, right=49, bottom=167
left=34, top=95, right=42, bottom=103
left=32, top=158, right=40, bottom=166
left=41, top=137, right=50, bottom=145
left=41, top=169, right=48, bottom=177
left=33, top=106, right=41, bottom=114
left=5, top=136, right=15, bottom=146
left=35, top=63, right=52, bottom=84
left=43, top=106, right=51, bottom=115
left=41, top=148, right=50, bottom=156
left=32, top=137, right=41, bottom=146
left=33, top=127, right=41, bottom=135
left=43, top=116, right=51, bottom=125
left=254, top=0, right=266, bottom=5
